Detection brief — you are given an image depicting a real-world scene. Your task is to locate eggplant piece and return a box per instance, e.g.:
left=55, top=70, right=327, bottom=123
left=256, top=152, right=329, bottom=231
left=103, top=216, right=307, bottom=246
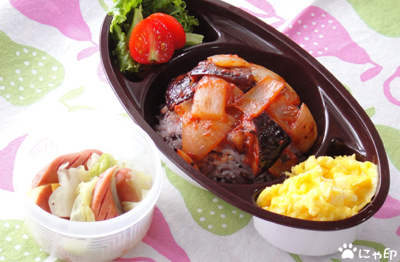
left=268, top=147, right=299, bottom=177
left=166, top=74, right=198, bottom=110
left=166, top=60, right=253, bottom=110
left=252, top=112, right=292, bottom=174
left=227, top=112, right=291, bottom=176
left=190, top=61, right=253, bottom=91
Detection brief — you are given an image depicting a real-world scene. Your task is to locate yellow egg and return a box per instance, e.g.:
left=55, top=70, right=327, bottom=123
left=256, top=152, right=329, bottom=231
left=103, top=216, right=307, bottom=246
left=256, top=155, right=378, bottom=221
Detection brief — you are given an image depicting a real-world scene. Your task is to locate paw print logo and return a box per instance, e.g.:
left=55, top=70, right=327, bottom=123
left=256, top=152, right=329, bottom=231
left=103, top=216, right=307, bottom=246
left=338, top=243, right=357, bottom=259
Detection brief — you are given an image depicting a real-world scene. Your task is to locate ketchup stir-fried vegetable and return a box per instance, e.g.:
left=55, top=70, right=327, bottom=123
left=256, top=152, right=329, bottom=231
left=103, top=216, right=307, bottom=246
left=161, top=54, right=318, bottom=181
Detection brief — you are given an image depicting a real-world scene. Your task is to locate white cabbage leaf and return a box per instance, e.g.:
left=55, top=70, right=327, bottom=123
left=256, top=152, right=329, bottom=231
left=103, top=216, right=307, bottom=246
left=125, top=170, right=153, bottom=201
left=110, top=173, right=123, bottom=215
left=49, top=163, right=86, bottom=217
left=70, top=176, right=99, bottom=222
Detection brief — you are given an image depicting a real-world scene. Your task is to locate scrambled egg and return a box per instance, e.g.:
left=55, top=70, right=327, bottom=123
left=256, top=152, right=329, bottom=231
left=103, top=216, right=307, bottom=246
left=257, top=155, right=378, bottom=221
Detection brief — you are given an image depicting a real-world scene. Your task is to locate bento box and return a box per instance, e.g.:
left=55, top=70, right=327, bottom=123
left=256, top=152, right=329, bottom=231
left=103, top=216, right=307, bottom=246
left=99, top=0, right=389, bottom=256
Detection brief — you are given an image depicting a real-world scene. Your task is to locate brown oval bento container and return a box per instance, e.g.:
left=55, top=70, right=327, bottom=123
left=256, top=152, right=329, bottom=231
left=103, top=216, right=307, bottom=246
left=99, top=0, right=390, bottom=256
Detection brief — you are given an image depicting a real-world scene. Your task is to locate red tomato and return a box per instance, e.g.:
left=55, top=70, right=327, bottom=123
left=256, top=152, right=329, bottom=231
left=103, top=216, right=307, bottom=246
left=129, top=17, right=175, bottom=64
left=148, top=13, right=186, bottom=49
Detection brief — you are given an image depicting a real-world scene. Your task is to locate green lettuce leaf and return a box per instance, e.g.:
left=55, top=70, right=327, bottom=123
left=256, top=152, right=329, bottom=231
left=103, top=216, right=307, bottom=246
left=142, top=0, right=199, bottom=32
left=108, top=0, right=143, bottom=73
left=111, top=24, right=141, bottom=73
left=108, top=0, right=143, bottom=33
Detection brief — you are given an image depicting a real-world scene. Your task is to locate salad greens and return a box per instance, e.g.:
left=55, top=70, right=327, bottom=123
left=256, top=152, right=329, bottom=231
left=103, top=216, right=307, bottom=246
left=142, top=0, right=199, bottom=32
left=108, top=0, right=204, bottom=73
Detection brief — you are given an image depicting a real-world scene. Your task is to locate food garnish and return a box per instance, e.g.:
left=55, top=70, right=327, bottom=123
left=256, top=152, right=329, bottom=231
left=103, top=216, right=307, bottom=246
left=29, top=149, right=152, bottom=221
left=256, top=155, right=378, bottom=221
left=156, top=54, right=318, bottom=184
left=108, top=0, right=204, bottom=72
left=129, top=15, right=176, bottom=64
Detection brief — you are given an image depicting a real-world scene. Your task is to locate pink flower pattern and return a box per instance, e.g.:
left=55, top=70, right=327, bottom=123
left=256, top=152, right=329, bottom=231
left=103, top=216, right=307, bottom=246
left=282, top=6, right=382, bottom=82
left=239, top=0, right=286, bottom=28
left=0, top=134, right=27, bottom=192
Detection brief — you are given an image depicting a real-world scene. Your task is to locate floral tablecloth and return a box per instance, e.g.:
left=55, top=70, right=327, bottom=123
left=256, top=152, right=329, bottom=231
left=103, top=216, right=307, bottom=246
left=1, top=0, right=400, bottom=261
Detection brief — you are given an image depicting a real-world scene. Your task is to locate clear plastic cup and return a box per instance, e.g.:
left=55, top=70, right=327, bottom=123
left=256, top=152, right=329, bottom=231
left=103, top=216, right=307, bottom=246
left=13, top=112, right=163, bottom=262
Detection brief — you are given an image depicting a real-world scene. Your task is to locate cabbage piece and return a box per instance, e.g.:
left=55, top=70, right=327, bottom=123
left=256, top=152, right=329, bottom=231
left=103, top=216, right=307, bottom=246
left=87, top=153, right=118, bottom=178
left=182, top=113, right=237, bottom=161
left=118, top=168, right=152, bottom=213
left=122, top=201, right=140, bottom=212
left=111, top=173, right=124, bottom=215
left=135, top=170, right=153, bottom=190
left=70, top=177, right=99, bottom=222
left=49, top=163, right=86, bottom=217
left=125, top=170, right=152, bottom=201
left=142, top=188, right=150, bottom=199
left=233, top=76, right=284, bottom=118
left=86, top=152, right=100, bottom=168
left=191, top=76, right=228, bottom=120
left=122, top=189, right=150, bottom=212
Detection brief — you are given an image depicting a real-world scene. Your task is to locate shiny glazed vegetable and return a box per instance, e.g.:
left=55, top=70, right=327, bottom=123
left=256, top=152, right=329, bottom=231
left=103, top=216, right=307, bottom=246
left=156, top=54, right=318, bottom=183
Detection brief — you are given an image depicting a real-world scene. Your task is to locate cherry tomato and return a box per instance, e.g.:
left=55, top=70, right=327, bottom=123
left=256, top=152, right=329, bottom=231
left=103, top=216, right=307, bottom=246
left=129, top=17, right=175, bottom=64
left=148, top=13, right=186, bottom=49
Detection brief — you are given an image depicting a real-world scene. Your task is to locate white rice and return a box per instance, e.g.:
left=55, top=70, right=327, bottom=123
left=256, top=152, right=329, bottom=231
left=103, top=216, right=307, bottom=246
left=155, top=110, right=183, bottom=150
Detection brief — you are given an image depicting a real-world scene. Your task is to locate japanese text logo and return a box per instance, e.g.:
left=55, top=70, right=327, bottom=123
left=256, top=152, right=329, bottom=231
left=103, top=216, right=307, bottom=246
left=338, top=243, right=397, bottom=260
